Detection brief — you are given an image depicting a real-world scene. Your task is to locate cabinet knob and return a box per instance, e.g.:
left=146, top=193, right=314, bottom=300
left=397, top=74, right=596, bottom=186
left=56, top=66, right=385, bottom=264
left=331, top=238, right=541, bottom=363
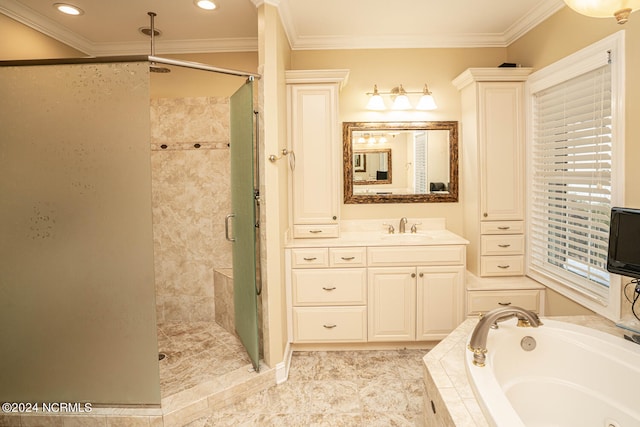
left=419, top=272, right=424, bottom=277
left=483, top=213, right=488, bottom=218
left=411, top=273, right=416, bottom=278
left=332, top=216, right=337, bottom=220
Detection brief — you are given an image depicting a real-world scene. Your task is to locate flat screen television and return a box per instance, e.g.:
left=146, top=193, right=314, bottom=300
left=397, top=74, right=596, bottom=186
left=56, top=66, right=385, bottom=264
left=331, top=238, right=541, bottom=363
left=607, top=207, right=640, bottom=279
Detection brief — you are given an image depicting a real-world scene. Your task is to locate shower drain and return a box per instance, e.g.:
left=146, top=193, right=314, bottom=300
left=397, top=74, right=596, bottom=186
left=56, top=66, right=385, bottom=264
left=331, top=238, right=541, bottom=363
left=158, top=352, right=167, bottom=361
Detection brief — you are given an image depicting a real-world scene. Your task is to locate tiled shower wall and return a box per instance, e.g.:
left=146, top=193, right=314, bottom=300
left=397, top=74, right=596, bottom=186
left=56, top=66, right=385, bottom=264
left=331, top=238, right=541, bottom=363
left=151, top=97, right=232, bottom=323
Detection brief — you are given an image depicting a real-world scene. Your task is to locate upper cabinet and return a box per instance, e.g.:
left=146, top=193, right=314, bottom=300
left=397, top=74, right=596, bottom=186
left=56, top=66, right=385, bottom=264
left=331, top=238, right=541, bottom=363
left=286, top=70, right=349, bottom=239
left=453, top=68, right=532, bottom=276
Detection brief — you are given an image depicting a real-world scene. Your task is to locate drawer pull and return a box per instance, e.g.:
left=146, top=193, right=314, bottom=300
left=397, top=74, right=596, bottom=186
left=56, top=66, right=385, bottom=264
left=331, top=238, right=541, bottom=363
left=498, top=302, right=512, bottom=306
left=497, top=265, right=510, bottom=269
left=323, top=324, right=337, bottom=329
left=341, top=256, right=355, bottom=261
left=322, top=286, right=336, bottom=291
left=303, top=257, right=317, bottom=261
left=309, top=230, right=323, bottom=234
left=497, top=226, right=510, bottom=230
left=498, top=244, right=511, bottom=248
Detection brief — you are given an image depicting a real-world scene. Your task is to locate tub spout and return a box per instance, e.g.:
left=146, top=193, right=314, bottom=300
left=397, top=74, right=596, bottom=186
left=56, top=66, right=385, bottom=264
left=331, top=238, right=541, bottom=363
left=468, top=306, right=542, bottom=367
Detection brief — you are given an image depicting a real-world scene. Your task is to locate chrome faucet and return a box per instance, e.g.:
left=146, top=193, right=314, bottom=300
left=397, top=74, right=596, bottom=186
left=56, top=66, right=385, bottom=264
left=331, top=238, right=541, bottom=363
left=468, top=306, right=542, bottom=367
left=399, top=217, right=408, bottom=233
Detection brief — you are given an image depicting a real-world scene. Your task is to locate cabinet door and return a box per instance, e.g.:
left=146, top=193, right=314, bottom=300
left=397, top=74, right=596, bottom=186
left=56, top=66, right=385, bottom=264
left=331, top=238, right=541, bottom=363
left=479, top=82, right=524, bottom=221
left=289, top=84, right=339, bottom=226
left=416, top=266, right=464, bottom=340
left=368, top=267, right=416, bottom=341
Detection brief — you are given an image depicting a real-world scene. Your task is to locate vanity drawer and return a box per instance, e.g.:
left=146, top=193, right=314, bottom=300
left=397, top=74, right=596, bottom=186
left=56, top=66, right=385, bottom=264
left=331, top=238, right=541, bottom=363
left=329, top=247, right=367, bottom=267
left=480, top=221, right=525, bottom=235
left=291, top=248, right=329, bottom=268
left=293, top=224, right=340, bottom=238
left=481, top=235, right=525, bottom=256
left=467, top=290, right=542, bottom=315
left=368, top=245, right=465, bottom=267
left=292, top=269, right=367, bottom=305
left=293, top=306, right=367, bottom=342
left=480, top=256, right=524, bottom=276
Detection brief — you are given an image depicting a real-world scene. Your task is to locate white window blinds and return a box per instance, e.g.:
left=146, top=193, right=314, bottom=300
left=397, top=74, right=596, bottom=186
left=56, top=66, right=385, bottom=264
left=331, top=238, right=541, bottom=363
left=530, top=64, right=612, bottom=302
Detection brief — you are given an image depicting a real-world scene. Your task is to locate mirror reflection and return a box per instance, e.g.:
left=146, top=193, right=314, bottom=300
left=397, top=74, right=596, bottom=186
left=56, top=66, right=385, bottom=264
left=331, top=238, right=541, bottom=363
left=343, top=121, right=458, bottom=203
left=353, top=149, right=392, bottom=185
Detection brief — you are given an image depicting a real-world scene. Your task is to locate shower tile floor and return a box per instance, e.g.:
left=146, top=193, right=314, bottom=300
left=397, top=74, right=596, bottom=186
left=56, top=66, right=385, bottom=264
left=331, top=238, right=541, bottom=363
left=185, top=348, right=428, bottom=426
left=157, top=321, right=253, bottom=397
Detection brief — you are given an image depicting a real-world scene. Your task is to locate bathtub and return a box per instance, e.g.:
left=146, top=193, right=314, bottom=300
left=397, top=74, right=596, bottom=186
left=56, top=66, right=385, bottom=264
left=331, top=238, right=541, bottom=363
left=465, top=318, right=640, bottom=427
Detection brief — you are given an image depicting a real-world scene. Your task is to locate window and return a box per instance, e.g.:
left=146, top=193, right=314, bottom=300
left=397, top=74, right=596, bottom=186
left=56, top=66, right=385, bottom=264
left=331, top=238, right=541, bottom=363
left=527, top=32, right=625, bottom=320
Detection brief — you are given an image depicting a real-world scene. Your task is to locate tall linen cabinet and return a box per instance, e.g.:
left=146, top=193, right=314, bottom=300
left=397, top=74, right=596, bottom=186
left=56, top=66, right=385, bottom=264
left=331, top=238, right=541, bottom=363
left=286, top=70, right=349, bottom=238
left=453, top=68, right=532, bottom=277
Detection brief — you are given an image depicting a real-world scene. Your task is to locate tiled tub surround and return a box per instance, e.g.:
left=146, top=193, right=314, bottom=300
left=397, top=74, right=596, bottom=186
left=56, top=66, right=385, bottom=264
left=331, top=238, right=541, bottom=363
left=151, top=96, right=232, bottom=323
left=422, top=315, right=622, bottom=426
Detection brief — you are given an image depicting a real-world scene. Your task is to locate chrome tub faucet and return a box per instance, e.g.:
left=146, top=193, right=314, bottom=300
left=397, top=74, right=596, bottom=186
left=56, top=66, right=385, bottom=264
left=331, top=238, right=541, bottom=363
left=468, top=306, right=543, bottom=367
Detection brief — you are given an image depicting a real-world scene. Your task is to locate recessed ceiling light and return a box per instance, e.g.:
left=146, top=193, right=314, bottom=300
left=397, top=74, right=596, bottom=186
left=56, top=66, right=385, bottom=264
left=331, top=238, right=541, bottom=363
left=54, top=3, right=83, bottom=16
left=195, top=0, right=217, bottom=11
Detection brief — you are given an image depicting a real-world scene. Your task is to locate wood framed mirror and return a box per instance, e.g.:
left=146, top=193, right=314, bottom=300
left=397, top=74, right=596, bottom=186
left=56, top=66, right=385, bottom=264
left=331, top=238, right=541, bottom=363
left=343, top=121, right=458, bottom=203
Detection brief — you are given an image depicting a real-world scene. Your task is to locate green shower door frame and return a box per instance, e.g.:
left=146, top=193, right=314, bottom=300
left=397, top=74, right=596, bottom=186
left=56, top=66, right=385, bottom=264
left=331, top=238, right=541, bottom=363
left=229, top=79, right=260, bottom=371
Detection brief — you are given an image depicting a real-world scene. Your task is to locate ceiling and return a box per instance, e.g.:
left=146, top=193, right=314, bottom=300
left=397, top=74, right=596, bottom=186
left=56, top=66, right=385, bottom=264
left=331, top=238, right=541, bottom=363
left=0, top=0, right=566, bottom=55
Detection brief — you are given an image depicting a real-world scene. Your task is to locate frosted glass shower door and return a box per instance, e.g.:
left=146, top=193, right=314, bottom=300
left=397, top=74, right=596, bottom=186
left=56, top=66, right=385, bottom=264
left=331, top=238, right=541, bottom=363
left=229, top=79, right=260, bottom=371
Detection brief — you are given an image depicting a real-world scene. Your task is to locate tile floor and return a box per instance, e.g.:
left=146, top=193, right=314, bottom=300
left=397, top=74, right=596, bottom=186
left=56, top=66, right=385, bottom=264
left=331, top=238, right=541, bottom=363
left=184, top=349, right=428, bottom=426
left=157, top=322, right=253, bottom=398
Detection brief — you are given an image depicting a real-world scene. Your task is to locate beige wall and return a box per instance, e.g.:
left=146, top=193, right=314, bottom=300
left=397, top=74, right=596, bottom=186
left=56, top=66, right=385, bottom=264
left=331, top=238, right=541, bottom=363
left=150, top=52, right=258, bottom=98
left=291, top=48, right=508, bottom=235
left=257, top=3, right=292, bottom=367
left=0, top=14, right=85, bottom=59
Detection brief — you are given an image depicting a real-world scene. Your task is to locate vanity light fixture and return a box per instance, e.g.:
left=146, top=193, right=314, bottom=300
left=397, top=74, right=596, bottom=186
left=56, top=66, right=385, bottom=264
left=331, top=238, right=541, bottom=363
left=365, top=85, right=386, bottom=110
left=563, top=0, right=640, bottom=23
left=54, top=3, right=83, bottom=15
left=391, top=85, right=411, bottom=110
left=195, top=0, right=217, bottom=10
left=366, top=83, right=437, bottom=111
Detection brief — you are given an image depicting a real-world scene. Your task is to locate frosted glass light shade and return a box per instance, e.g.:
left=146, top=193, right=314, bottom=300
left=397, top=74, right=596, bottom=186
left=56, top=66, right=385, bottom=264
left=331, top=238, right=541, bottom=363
left=366, top=94, right=386, bottom=110
left=563, top=0, right=640, bottom=23
left=392, top=94, right=411, bottom=110
left=416, top=94, right=437, bottom=110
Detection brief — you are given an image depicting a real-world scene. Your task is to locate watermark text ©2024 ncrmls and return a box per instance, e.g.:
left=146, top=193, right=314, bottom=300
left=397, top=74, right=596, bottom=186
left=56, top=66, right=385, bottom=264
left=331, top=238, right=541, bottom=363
left=1, top=402, right=92, bottom=413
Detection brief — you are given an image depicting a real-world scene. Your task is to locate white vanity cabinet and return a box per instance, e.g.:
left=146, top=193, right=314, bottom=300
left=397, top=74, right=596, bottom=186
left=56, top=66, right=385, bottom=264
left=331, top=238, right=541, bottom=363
left=290, top=247, right=368, bottom=343
left=286, top=70, right=349, bottom=239
left=367, top=246, right=465, bottom=342
left=287, top=240, right=467, bottom=345
left=453, top=68, right=532, bottom=277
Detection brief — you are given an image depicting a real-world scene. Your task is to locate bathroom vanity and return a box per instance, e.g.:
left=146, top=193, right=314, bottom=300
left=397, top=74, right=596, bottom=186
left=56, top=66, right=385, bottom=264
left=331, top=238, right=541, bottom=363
left=285, top=219, right=469, bottom=346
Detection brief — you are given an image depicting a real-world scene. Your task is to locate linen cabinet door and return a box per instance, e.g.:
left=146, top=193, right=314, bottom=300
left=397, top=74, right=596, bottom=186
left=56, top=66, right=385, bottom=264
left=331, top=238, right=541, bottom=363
left=368, top=267, right=416, bottom=341
left=416, top=266, right=464, bottom=340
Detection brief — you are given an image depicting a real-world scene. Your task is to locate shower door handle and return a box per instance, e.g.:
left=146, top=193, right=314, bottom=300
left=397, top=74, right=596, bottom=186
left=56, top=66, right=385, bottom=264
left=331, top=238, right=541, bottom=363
left=225, top=214, right=236, bottom=242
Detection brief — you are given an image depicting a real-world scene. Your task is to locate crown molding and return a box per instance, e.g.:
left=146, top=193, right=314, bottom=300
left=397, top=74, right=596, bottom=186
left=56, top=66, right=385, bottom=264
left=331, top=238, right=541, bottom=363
left=0, top=0, right=93, bottom=54
left=503, top=0, right=565, bottom=45
left=289, top=33, right=510, bottom=50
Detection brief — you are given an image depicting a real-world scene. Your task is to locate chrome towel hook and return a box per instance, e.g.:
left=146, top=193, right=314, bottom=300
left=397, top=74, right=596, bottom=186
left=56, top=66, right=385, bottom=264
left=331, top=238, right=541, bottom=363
left=268, top=148, right=295, bottom=170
